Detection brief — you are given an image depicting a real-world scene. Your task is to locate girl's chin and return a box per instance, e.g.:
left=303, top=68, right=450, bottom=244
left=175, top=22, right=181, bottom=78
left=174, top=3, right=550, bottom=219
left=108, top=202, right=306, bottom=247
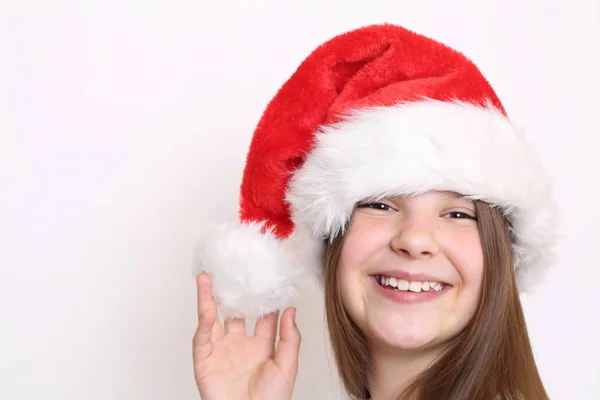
left=366, top=321, right=441, bottom=351
left=372, top=334, right=438, bottom=352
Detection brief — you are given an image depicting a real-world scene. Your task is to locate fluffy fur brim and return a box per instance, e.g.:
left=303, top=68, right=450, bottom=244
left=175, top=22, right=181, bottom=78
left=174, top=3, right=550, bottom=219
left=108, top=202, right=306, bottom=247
left=191, top=221, right=323, bottom=318
left=286, top=99, right=559, bottom=293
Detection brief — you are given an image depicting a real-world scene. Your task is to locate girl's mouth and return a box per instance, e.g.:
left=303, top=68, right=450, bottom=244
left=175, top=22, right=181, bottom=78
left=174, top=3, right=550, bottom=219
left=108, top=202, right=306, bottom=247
left=374, top=273, right=448, bottom=293
left=370, top=274, right=451, bottom=304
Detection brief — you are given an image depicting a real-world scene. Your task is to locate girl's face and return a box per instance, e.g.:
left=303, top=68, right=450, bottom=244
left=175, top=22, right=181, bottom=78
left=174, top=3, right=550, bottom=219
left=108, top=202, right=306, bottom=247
left=338, top=191, right=484, bottom=352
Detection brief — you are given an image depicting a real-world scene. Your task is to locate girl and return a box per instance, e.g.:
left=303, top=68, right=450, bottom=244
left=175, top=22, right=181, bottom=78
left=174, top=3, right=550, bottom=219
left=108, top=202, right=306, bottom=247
left=191, top=23, right=557, bottom=400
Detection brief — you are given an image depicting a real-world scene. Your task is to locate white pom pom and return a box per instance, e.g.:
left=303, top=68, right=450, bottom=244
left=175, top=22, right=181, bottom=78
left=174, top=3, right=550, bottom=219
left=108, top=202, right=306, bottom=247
left=192, top=221, right=322, bottom=318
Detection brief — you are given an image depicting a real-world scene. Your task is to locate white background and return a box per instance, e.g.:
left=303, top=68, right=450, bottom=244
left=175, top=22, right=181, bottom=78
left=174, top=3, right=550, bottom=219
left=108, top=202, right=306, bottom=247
left=1, top=0, right=599, bottom=399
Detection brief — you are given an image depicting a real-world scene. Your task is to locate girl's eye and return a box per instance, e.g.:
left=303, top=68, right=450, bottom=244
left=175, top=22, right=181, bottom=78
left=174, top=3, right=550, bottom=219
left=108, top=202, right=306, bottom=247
left=357, top=202, right=396, bottom=212
left=445, top=211, right=477, bottom=220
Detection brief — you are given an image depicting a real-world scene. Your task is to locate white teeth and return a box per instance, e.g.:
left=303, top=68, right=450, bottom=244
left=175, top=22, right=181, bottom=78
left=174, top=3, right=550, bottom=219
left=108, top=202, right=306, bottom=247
left=409, top=281, right=422, bottom=292
left=397, top=279, right=409, bottom=291
left=377, top=275, right=446, bottom=293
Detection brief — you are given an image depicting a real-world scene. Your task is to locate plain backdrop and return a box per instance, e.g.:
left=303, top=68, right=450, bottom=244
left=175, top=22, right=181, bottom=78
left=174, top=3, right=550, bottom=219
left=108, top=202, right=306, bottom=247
left=1, top=0, right=599, bottom=399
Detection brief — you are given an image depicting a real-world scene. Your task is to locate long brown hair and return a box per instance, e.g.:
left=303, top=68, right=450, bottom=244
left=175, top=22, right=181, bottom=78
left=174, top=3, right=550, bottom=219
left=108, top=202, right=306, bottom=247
left=323, top=200, right=549, bottom=400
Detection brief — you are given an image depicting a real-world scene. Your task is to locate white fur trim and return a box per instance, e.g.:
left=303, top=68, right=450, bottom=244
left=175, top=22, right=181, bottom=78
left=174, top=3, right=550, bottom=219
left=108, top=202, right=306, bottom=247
left=286, top=99, right=558, bottom=292
left=191, top=221, right=323, bottom=318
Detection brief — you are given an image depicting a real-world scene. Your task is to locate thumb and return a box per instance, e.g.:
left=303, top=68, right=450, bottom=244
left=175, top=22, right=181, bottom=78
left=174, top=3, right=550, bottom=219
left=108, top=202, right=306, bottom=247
left=274, top=307, right=301, bottom=380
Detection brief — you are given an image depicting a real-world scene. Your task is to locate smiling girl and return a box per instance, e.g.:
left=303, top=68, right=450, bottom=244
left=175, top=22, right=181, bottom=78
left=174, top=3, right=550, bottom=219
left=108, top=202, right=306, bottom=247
left=192, top=24, right=557, bottom=400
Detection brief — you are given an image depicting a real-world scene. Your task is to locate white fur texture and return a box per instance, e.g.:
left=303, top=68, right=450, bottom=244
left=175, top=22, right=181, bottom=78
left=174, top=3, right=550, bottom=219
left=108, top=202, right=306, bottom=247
left=192, top=221, right=323, bottom=318
left=286, top=99, right=558, bottom=293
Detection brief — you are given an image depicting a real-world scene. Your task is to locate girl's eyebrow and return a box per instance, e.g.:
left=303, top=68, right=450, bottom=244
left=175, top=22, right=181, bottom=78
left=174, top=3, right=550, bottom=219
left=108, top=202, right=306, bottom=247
left=438, top=191, right=475, bottom=205
left=438, top=191, right=463, bottom=200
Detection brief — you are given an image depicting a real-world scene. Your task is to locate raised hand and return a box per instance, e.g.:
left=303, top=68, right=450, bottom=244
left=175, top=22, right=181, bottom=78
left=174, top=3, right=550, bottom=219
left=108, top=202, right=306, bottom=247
left=193, top=272, right=301, bottom=399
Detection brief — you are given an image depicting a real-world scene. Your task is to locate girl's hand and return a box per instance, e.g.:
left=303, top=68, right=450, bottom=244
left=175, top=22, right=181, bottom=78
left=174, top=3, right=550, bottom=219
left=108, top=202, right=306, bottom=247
left=193, top=272, right=301, bottom=399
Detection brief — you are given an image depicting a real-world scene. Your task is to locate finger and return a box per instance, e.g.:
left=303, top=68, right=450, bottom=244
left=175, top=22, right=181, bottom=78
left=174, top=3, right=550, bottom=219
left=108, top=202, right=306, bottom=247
left=224, top=317, right=247, bottom=335
left=193, top=305, right=216, bottom=363
left=274, top=307, right=301, bottom=379
left=196, top=272, right=214, bottom=323
left=195, top=272, right=223, bottom=341
left=254, top=310, right=280, bottom=346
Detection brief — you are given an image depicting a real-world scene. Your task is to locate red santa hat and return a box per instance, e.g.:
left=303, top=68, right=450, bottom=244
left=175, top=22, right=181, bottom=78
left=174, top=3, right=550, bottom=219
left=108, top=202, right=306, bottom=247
left=192, top=23, right=558, bottom=318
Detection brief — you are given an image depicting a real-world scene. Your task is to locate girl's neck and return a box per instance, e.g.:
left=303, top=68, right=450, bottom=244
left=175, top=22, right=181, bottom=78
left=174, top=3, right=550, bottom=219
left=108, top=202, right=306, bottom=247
left=367, top=343, right=443, bottom=400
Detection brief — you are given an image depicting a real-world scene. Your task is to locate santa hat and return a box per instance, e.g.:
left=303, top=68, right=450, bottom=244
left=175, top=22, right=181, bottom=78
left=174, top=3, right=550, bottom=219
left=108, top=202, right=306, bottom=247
left=192, top=23, right=558, bottom=319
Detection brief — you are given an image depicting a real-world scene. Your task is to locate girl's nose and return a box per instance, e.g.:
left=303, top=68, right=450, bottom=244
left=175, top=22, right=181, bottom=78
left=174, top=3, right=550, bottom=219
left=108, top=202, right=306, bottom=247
left=389, top=216, right=439, bottom=260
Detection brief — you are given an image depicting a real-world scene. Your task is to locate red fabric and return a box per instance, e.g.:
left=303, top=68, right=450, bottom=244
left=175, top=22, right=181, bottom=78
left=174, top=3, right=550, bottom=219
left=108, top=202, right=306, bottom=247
left=238, top=23, right=505, bottom=237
